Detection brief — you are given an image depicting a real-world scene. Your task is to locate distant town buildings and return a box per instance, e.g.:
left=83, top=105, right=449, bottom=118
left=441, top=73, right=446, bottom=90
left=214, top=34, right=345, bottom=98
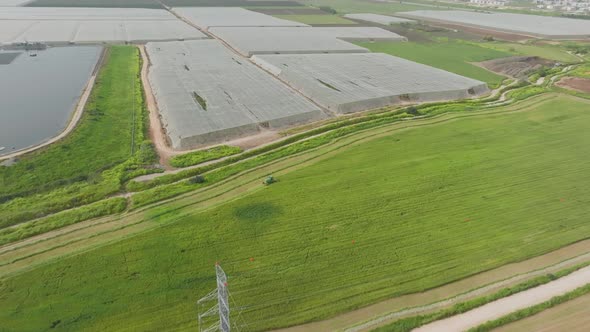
left=465, top=0, right=589, bottom=14
left=535, top=0, right=590, bottom=13
left=469, top=0, right=508, bottom=7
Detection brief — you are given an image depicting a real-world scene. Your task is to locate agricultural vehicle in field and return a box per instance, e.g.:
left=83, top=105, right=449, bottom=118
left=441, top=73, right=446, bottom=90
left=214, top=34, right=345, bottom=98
left=263, top=175, right=276, bottom=185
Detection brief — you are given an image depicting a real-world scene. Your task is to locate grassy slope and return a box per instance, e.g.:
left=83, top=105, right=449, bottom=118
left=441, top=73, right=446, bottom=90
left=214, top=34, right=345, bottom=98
left=356, top=40, right=511, bottom=87
left=1, top=95, right=590, bottom=331
left=302, top=0, right=449, bottom=14
left=476, top=42, right=581, bottom=63
left=571, top=62, right=590, bottom=78
left=274, top=14, right=357, bottom=24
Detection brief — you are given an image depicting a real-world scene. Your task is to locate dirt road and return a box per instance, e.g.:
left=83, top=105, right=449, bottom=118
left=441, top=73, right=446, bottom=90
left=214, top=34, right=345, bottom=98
left=414, top=266, right=590, bottom=332
left=138, top=45, right=177, bottom=168
left=494, top=292, right=590, bottom=332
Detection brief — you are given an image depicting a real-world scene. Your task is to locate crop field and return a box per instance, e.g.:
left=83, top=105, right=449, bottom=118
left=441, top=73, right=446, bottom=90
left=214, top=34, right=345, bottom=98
left=0, top=46, right=154, bottom=227
left=301, top=0, right=444, bottom=14
left=273, top=14, right=357, bottom=25
left=2, top=94, right=590, bottom=331
left=356, top=40, right=513, bottom=87
left=476, top=42, right=581, bottom=63
left=567, top=62, right=590, bottom=78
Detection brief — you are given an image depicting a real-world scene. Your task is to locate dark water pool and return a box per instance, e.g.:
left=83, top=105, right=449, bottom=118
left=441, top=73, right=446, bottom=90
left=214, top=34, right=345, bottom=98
left=0, top=46, right=102, bottom=156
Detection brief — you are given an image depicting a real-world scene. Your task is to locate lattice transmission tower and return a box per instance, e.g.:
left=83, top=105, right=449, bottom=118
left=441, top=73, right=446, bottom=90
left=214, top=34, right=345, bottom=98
left=197, top=264, right=231, bottom=332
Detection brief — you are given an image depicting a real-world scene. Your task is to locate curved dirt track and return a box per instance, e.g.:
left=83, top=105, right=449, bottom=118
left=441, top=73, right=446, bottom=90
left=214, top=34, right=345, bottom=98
left=414, top=266, right=590, bottom=332
left=0, top=48, right=106, bottom=161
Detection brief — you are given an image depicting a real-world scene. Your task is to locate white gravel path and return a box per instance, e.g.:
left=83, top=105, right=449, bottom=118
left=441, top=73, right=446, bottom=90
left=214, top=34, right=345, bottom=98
left=414, top=265, right=590, bottom=332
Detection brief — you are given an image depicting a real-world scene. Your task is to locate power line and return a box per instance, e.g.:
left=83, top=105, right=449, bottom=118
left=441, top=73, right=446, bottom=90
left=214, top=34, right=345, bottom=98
left=197, top=264, right=232, bottom=332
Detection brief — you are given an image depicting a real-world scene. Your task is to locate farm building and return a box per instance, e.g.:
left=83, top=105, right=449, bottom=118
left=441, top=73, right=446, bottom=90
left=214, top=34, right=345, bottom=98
left=146, top=40, right=326, bottom=149
left=344, top=13, right=416, bottom=25
left=0, top=0, right=30, bottom=5
left=400, top=10, right=590, bottom=39
left=0, top=7, right=206, bottom=45
left=208, top=26, right=406, bottom=57
left=172, top=7, right=307, bottom=30
left=253, top=53, right=488, bottom=114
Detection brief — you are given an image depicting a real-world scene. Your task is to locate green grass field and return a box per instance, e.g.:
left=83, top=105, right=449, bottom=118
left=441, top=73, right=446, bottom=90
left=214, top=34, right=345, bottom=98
left=356, top=40, right=512, bottom=87
left=476, top=42, right=581, bottom=63
left=0, top=46, right=155, bottom=227
left=2, top=94, right=590, bottom=331
left=274, top=14, right=357, bottom=24
left=302, top=0, right=459, bottom=14
left=170, top=145, right=242, bottom=168
left=570, top=62, right=590, bottom=78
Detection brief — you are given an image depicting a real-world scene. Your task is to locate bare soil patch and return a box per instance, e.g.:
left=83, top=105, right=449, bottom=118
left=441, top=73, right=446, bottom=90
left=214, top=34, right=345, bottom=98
left=480, top=56, right=555, bottom=78
left=227, top=130, right=282, bottom=150
left=556, top=77, right=590, bottom=93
